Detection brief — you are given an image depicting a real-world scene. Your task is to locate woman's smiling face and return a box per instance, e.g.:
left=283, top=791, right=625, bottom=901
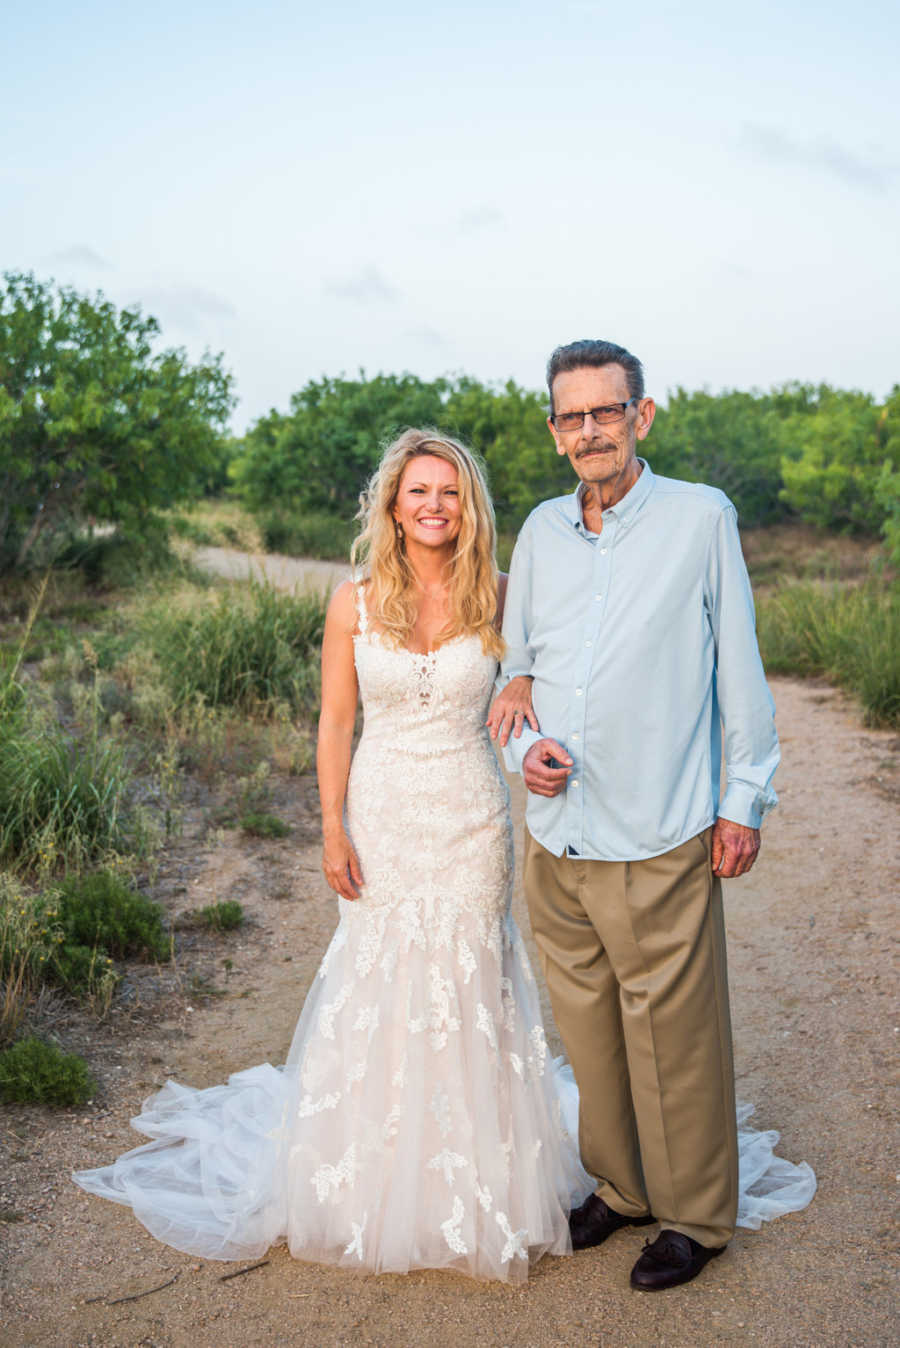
left=392, top=454, right=462, bottom=551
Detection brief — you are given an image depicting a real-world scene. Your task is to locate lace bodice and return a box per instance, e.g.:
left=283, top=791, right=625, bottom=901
left=352, top=587, right=499, bottom=744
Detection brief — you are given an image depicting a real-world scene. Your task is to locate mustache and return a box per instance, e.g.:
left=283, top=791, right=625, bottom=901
left=575, top=441, right=617, bottom=458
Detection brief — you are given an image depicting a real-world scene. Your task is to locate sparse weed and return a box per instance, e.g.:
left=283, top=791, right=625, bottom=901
left=240, top=812, right=291, bottom=838
left=196, top=900, right=244, bottom=931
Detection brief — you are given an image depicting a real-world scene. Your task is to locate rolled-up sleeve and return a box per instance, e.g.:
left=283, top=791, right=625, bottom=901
left=705, top=505, right=780, bottom=828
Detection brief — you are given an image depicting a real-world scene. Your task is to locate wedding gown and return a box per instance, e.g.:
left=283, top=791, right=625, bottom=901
left=73, top=591, right=815, bottom=1281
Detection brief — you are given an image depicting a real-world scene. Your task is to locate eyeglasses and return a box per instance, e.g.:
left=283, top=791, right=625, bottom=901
left=550, top=398, right=638, bottom=432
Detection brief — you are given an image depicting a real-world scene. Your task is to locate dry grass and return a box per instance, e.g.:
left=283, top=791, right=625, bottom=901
left=168, top=499, right=263, bottom=553
left=740, top=523, right=883, bottom=589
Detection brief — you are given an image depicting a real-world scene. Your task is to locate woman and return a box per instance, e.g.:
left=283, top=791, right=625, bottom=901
left=73, top=429, right=595, bottom=1282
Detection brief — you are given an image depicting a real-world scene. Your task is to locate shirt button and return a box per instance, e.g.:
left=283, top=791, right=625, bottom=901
left=585, top=639, right=592, bottom=647
left=595, top=593, right=602, bottom=601
left=575, top=688, right=583, bottom=696
left=600, top=547, right=608, bottom=555
left=571, top=732, right=580, bottom=740
left=571, top=780, right=579, bottom=788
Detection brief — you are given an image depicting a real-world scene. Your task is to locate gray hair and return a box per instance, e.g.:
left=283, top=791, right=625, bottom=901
left=546, top=339, right=645, bottom=412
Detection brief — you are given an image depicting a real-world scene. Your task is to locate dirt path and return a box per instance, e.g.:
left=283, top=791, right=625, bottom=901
left=2, top=554, right=897, bottom=1347
left=191, top=545, right=351, bottom=594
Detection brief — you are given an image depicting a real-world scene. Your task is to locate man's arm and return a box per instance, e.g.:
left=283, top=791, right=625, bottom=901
left=706, top=504, right=780, bottom=876
left=494, top=526, right=543, bottom=772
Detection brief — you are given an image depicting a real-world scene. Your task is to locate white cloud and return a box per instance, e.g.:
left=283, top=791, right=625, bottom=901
left=47, top=244, right=112, bottom=269
left=136, top=284, right=238, bottom=331
left=741, top=124, right=894, bottom=192
left=324, top=265, right=399, bottom=304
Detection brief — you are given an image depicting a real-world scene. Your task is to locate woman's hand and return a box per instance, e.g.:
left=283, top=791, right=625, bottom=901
left=322, top=830, right=364, bottom=900
left=486, top=675, right=539, bottom=747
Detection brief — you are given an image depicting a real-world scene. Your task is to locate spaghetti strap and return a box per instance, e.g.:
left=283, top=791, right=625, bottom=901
left=354, top=578, right=369, bottom=636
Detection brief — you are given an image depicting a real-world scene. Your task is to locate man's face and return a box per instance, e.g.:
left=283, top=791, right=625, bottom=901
left=548, top=363, right=654, bottom=498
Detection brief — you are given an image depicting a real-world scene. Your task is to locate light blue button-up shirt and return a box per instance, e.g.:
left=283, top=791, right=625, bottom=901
left=499, top=461, right=779, bottom=861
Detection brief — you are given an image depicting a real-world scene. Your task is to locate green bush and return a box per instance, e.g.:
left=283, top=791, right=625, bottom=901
left=0, top=1035, right=95, bottom=1106
left=149, top=580, right=326, bottom=715
left=757, top=581, right=899, bottom=727
left=168, top=515, right=216, bottom=546
left=197, top=900, right=244, bottom=931
left=259, top=510, right=354, bottom=561
left=54, top=529, right=179, bottom=590
left=49, top=940, right=116, bottom=1002
left=240, top=812, right=290, bottom=838
left=779, top=386, right=900, bottom=534
left=57, top=870, right=168, bottom=960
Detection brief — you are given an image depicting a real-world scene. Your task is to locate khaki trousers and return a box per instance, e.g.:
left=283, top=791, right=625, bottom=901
left=524, top=827, right=738, bottom=1248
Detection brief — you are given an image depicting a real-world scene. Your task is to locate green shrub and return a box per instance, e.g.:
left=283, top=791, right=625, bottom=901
left=57, top=870, right=168, bottom=960
left=240, top=812, right=290, bottom=838
left=197, top=900, right=244, bottom=931
left=49, top=940, right=117, bottom=1004
left=0, top=1036, right=95, bottom=1106
left=259, top=510, right=354, bottom=561
left=757, top=580, right=899, bottom=727
left=149, top=580, right=326, bottom=715
left=169, top=515, right=216, bottom=546
left=54, top=530, right=179, bottom=590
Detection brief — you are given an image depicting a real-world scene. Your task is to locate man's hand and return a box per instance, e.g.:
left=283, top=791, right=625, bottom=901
left=522, top=738, right=573, bottom=798
left=486, top=676, right=539, bottom=747
left=711, top=818, right=760, bottom=877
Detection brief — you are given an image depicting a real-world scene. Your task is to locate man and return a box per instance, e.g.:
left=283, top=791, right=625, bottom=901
left=489, top=339, right=779, bottom=1291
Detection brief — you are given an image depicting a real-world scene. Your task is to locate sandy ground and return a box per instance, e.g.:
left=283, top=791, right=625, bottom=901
left=1, top=550, right=898, bottom=1347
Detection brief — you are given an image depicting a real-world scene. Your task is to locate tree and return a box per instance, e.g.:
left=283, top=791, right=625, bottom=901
left=0, top=272, right=234, bottom=572
left=779, top=386, right=900, bottom=533
left=443, top=377, right=570, bottom=530
left=647, top=386, right=808, bottom=526
left=231, top=373, right=447, bottom=519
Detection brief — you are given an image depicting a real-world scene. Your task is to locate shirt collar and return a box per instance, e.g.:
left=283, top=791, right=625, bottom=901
left=566, top=458, right=655, bottom=531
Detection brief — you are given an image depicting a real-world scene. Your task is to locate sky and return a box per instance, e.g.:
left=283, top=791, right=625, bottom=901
left=3, top=0, right=898, bottom=432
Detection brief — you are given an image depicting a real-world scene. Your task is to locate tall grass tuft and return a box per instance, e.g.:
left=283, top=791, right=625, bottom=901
left=0, top=875, right=58, bottom=1043
left=150, top=579, right=327, bottom=715
left=0, top=580, right=136, bottom=875
left=757, top=580, right=899, bottom=727
left=0, top=717, right=133, bottom=874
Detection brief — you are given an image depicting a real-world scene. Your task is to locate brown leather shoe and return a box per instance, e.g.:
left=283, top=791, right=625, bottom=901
left=569, top=1194, right=655, bottom=1250
left=630, top=1229, right=726, bottom=1291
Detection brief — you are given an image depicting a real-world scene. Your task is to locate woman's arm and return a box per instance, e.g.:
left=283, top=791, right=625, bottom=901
left=317, top=580, right=364, bottom=900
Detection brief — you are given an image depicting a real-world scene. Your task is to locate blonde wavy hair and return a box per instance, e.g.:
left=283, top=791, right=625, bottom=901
left=351, top=428, right=504, bottom=659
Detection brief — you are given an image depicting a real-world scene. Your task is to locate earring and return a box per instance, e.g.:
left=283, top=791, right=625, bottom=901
left=394, top=519, right=403, bottom=540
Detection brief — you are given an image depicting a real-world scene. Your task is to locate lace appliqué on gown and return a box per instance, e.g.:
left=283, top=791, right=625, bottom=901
left=72, top=585, right=815, bottom=1279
